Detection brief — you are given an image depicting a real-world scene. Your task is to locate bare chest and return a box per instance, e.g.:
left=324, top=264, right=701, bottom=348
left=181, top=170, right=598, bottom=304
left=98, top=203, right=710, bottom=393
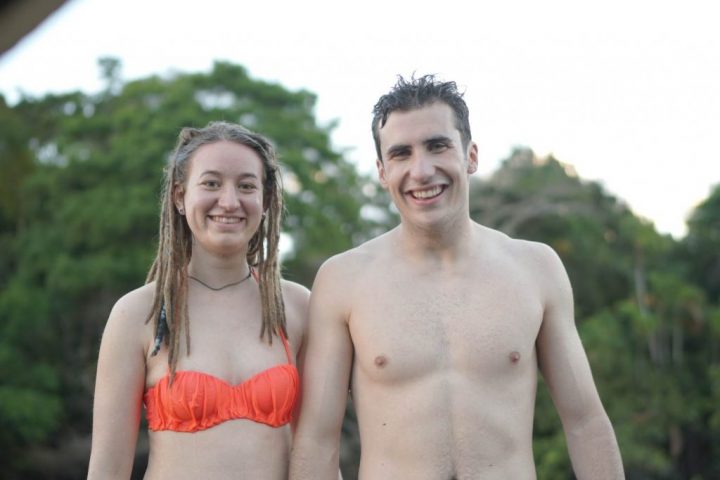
left=349, top=268, right=543, bottom=384
left=145, top=296, right=290, bottom=387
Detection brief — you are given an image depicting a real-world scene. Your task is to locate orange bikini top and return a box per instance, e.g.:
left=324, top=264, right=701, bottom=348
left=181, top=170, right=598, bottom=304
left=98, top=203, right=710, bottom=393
left=143, top=330, right=298, bottom=432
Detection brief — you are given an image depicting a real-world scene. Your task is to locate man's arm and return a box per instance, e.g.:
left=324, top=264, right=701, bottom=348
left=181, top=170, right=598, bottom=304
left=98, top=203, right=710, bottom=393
left=290, top=257, right=355, bottom=480
left=535, top=245, right=624, bottom=479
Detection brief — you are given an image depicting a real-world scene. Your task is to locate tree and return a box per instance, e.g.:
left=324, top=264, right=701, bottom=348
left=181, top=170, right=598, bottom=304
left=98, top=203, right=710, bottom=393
left=683, top=183, right=720, bottom=304
left=0, top=58, right=385, bottom=478
left=470, top=147, right=720, bottom=478
left=470, top=147, right=643, bottom=318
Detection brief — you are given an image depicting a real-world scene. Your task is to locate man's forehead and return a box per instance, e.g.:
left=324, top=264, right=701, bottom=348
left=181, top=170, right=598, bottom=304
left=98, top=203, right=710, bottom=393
left=379, top=103, right=459, bottom=142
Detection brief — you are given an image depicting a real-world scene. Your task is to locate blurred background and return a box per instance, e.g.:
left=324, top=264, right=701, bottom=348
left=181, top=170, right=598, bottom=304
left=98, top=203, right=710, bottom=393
left=0, top=0, right=718, bottom=478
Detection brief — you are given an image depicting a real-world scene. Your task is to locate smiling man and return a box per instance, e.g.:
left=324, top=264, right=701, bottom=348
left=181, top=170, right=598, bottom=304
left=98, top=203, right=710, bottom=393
left=290, top=75, right=624, bottom=479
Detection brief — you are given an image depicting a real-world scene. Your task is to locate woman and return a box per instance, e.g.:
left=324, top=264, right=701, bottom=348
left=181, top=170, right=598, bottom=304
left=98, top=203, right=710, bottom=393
left=88, top=122, right=309, bottom=479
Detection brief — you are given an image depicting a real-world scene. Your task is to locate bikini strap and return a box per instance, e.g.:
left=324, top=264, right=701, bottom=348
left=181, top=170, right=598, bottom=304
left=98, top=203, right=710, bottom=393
left=278, top=329, right=293, bottom=364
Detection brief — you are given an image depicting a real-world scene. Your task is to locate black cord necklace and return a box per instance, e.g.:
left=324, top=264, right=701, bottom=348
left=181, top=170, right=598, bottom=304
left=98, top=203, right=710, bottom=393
left=150, top=269, right=253, bottom=356
left=189, top=270, right=252, bottom=291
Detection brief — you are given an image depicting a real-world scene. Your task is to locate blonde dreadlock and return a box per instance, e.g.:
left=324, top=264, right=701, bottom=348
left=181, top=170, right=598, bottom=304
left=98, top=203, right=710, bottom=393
left=145, top=121, right=286, bottom=382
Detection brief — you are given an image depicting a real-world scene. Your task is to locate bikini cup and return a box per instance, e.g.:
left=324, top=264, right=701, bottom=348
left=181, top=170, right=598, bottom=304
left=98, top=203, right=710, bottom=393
left=144, top=331, right=298, bottom=432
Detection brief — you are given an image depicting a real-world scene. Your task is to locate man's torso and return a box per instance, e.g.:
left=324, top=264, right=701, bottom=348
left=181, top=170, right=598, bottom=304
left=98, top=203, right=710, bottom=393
left=344, top=226, right=546, bottom=479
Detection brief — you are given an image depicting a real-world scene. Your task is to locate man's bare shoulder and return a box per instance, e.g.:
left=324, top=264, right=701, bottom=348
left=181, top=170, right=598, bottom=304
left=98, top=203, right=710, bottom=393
left=315, top=230, right=396, bottom=284
left=510, top=237, right=563, bottom=276
left=477, top=224, right=559, bottom=265
left=476, top=224, right=568, bottom=296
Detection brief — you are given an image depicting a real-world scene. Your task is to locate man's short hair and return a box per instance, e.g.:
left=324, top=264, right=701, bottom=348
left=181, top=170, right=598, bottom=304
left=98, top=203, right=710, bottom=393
left=371, top=74, right=472, bottom=161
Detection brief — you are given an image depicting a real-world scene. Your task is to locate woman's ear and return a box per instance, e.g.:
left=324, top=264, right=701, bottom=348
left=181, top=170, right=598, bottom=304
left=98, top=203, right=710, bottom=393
left=173, top=184, right=185, bottom=215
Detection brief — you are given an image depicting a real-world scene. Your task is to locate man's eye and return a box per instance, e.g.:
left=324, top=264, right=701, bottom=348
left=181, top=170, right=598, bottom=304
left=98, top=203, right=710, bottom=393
left=429, top=142, right=448, bottom=152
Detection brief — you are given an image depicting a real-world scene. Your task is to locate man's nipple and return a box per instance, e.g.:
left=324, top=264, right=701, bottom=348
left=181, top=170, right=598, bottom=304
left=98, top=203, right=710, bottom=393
left=509, top=351, right=521, bottom=363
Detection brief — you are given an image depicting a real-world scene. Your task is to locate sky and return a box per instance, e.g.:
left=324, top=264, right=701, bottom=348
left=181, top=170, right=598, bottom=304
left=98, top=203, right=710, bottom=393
left=1, top=0, right=718, bottom=238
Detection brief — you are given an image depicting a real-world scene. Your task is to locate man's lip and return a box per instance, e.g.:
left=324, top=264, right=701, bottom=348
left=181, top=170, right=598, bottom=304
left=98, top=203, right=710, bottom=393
left=405, top=184, right=446, bottom=198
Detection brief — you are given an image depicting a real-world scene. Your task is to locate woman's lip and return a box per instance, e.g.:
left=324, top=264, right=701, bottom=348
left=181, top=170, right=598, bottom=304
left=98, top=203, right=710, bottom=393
left=208, top=215, right=244, bottom=224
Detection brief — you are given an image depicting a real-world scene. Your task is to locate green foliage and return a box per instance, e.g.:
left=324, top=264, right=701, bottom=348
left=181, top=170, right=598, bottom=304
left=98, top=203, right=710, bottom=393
left=0, top=58, right=384, bottom=475
left=682, top=183, right=720, bottom=304
left=533, top=378, right=571, bottom=479
left=0, top=384, right=62, bottom=443
left=471, top=147, right=657, bottom=318
left=1, top=63, right=718, bottom=478
left=0, top=96, right=35, bottom=231
left=471, top=147, right=720, bottom=478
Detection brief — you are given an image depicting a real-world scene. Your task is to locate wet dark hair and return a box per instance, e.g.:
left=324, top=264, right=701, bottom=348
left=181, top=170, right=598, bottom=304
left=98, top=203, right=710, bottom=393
left=371, top=74, right=472, bottom=161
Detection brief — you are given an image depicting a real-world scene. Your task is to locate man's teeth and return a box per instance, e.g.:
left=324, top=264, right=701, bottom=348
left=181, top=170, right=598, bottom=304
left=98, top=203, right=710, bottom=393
left=412, top=186, right=442, bottom=199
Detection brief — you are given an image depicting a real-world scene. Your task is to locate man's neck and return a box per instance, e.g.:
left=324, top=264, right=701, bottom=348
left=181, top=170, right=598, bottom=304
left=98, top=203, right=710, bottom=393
left=395, top=216, right=476, bottom=265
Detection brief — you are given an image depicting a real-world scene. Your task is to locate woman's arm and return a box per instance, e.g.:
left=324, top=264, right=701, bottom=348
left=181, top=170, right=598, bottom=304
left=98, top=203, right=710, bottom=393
left=87, top=291, right=149, bottom=479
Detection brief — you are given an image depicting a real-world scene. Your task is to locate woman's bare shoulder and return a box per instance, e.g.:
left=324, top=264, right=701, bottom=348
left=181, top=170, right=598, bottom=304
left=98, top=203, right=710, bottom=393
left=281, top=279, right=311, bottom=341
left=281, top=279, right=310, bottom=304
left=111, top=282, right=157, bottom=323
left=102, top=283, right=157, bottom=352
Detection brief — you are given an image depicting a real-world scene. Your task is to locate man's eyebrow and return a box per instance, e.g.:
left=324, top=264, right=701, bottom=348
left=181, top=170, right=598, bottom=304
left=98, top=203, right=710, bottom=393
left=422, top=135, right=453, bottom=147
left=385, top=144, right=411, bottom=157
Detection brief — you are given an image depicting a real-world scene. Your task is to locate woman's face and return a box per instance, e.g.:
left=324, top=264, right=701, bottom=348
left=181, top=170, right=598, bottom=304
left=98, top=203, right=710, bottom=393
left=175, top=140, right=265, bottom=257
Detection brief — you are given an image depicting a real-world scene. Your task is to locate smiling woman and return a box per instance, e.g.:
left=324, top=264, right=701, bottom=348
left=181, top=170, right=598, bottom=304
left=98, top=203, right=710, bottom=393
left=175, top=141, right=267, bottom=259
left=87, top=121, right=310, bottom=480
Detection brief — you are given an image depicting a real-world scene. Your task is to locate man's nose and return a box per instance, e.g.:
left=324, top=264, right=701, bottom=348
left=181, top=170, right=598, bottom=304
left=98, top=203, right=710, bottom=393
left=409, top=152, right=434, bottom=181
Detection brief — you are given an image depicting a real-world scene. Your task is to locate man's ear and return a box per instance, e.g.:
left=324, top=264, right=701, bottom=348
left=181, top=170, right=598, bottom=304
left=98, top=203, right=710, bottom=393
left=466, top=142, right=479, bottom=174
left=376, top=158, right=388, bottom=189
left=173, top=184, right=185, bottom=214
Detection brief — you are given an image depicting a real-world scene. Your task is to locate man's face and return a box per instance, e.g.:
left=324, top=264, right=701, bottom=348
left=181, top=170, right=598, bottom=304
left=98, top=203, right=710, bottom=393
left=376, top=102, right=478, bottom=231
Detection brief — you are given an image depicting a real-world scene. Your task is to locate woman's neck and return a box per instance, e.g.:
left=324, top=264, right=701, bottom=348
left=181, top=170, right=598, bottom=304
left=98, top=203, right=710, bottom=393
left=187, top=248, right=251, bottom=285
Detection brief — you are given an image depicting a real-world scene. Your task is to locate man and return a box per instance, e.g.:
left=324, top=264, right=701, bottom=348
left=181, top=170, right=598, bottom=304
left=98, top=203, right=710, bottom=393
left=290, top=75, right=624, bottom=479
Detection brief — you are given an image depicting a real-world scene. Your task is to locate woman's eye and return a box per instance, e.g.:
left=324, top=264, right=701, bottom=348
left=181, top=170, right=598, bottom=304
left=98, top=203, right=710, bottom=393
left=202, top=180, right=220, bottom=188
left=239, top=183, right=257, bottom=191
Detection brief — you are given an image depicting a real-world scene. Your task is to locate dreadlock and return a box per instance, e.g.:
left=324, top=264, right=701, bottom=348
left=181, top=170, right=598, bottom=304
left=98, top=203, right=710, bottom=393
left=145, top=121, right=286, bottom=382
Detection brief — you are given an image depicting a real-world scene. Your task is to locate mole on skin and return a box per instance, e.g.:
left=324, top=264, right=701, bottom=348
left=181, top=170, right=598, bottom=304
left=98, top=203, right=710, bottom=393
left=374, top=355, right=388, bottom=367
left=509, top=351, right=521, bottom=363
